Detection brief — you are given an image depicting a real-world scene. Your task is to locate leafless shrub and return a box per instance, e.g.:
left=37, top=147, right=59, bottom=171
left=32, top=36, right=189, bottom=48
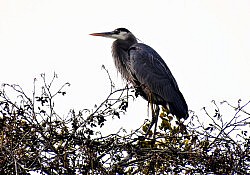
left=0, top=72, right=249, bottom=174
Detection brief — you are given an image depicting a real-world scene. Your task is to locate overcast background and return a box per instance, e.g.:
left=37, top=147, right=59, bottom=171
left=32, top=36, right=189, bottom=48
left=1, top=0, right=250, bottom=133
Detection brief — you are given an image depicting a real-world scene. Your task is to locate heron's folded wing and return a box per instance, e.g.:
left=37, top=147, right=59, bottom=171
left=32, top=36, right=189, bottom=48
left=129, top=43, right=188, bottom=118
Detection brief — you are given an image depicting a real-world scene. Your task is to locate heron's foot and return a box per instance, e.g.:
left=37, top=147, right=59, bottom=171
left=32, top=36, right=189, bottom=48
left=144, top=120, right=156, bottom=138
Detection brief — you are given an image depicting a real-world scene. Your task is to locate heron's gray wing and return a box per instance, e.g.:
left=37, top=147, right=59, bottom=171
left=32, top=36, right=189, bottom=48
left=129, top=43, right=188, bottom=119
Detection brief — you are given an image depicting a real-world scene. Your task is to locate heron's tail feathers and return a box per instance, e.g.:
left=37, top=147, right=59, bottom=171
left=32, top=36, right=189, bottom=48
left=167, top=94, right=188, bottom=120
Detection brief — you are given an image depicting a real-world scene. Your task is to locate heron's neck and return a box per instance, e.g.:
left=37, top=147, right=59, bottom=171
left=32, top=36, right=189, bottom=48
left=111, top=37, right=137, bottom=81
left=112, top=35, right=137, bottom=59
left=114, top=36, right=137, bottom=50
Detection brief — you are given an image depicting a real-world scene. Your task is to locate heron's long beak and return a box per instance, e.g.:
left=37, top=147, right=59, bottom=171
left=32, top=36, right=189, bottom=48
left=89, top=31, right=114, bottom=38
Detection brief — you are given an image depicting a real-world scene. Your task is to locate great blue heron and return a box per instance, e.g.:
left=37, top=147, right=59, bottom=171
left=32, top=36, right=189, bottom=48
left=90, top=28, right=188, bottom=130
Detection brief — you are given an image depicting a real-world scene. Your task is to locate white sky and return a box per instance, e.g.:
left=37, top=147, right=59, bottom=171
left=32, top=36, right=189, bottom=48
left=1, top=0, right=250, bottom=132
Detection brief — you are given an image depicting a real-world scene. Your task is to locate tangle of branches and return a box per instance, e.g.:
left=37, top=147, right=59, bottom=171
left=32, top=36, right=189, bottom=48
left=0, top=72, right=249, bottom=174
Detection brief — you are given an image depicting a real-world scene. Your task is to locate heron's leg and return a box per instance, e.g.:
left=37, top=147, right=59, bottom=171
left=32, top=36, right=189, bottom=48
left=145, top=95, right=159, bottom=138
left=152, top=105, right=160, bottom=139
left=145, top=93, right=154, bottom=137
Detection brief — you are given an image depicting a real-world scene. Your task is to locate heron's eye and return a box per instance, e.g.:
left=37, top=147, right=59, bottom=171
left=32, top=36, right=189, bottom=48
left=113, top=29, right=120, bottom=34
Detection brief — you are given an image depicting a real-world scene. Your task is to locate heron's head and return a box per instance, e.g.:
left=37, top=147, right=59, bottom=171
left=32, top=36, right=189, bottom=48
left=90, top=28, right=133, bottom=40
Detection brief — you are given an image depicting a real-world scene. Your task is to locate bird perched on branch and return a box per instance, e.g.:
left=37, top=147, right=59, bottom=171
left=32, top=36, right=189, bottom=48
left=90, top=28, right=188, bottom=122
